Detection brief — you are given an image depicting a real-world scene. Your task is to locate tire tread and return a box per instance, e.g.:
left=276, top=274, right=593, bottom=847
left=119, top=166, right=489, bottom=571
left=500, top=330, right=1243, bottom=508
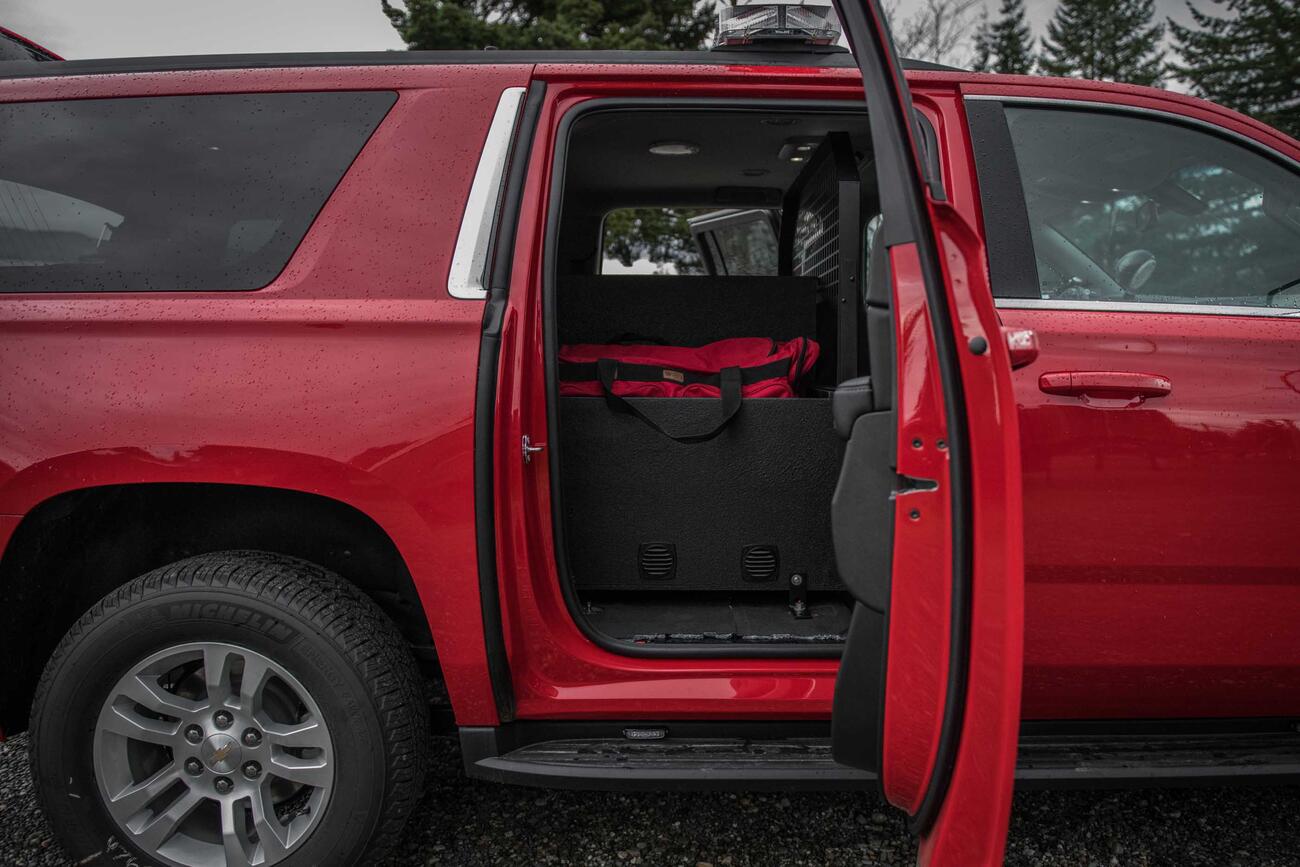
left=30, top=549, right=430, bottom=865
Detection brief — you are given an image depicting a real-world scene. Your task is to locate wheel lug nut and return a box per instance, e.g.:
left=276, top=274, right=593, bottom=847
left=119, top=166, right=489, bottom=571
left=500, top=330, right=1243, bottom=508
left=213, top=710, right=234, bottom=729
left=242, top=728, right=262, bottom=747
left=184, top=758, right=204, bottom=776
left=184, top=725, right=204, bottom=744
left=242, top=761, right=261, bottom=779
left=214, top=776, right=233, bottom=794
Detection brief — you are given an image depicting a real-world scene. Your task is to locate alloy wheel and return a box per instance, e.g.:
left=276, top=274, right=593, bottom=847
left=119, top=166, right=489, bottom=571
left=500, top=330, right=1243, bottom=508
left=93, top=641, right=334, bottom=867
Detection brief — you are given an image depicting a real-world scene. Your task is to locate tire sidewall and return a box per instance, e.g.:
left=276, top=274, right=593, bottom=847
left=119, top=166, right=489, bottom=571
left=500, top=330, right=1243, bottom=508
left=33, top=583, right=389, bottom=867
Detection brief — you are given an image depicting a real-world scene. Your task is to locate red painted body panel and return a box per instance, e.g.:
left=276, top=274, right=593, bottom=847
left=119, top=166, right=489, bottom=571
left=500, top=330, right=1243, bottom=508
left=0, top=64, right=536, bottom=726
left=0, top=57, right=1295, bottom=733
left=914, top=208, right=1024, bottom=866
left=879, top=244, right=954, bottom=815
left=938, top=83, right=1300, bottom=721
left=1002, top=307, right=1300, bottom=719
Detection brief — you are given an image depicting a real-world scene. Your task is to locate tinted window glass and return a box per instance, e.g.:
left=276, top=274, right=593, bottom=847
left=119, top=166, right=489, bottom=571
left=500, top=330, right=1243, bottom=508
left=0, top=34, right=48, bottom=61
left=709, top=216, right=777, bottom=276
left=1004, top=106, right=1300, bottom=308
left=0, top=91, right=395, bottom=293
left=600, top=208, right=708, bottom=275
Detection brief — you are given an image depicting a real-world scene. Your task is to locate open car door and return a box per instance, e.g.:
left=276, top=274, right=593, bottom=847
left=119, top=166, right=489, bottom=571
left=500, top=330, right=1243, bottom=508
left=825, top=1, right=1026, bottom=864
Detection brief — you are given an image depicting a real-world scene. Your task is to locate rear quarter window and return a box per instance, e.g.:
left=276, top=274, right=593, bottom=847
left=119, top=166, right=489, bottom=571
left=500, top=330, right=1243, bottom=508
left=0, top=90, right=396, bottom=293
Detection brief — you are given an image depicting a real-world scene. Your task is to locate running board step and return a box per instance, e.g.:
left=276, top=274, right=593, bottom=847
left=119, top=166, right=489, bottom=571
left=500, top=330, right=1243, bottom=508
left=462, top=728, right=1300, bottom=791
left=1016, top=730, right=1300, bottom=787
left=469, top=736, right=866, bottom=791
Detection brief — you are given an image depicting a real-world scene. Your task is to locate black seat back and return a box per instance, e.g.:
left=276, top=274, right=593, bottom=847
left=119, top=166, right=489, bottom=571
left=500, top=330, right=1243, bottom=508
left=557, top=274, right=818, bottom=347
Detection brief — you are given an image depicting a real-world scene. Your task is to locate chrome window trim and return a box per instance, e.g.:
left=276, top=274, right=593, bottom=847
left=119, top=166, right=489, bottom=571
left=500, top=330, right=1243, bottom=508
left=447, top=86, right=526, bottom=300
left=995, top=298, right=1300, bottom=318
left=963, top=94, right=1300, bottom=172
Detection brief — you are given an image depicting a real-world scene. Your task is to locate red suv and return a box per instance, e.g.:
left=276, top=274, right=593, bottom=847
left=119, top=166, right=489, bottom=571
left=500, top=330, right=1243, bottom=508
left=1, top=4, right=1298, bottom=866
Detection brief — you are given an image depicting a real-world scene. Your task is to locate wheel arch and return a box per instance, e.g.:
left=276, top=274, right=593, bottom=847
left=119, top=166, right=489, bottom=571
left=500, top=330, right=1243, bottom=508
left=0, top=480, right=445, bottom=733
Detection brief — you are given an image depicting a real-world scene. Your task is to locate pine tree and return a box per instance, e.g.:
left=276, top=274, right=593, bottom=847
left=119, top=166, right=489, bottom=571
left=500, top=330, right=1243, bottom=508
left=1171, top=0, right=1300, bottom=137
left=381, top=0, right=716, bottom=52
left=971, top=8, right=994, bottom=71
left=988, top=0, right=1035, bottom=74
left=1040, top=0, right=1166, bottom=86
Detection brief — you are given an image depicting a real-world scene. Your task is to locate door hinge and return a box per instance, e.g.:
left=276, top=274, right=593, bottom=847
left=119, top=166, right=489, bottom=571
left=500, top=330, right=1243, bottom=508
left=522, top=434, right=545, bottom=464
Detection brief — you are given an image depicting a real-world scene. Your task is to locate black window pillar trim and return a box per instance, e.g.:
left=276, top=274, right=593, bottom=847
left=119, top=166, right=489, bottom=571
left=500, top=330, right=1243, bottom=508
left=833, top=0, right=975, bottom=837
left=962, top=98, right=1041, bottom=301
left=475, top=79, right=546, bottom=722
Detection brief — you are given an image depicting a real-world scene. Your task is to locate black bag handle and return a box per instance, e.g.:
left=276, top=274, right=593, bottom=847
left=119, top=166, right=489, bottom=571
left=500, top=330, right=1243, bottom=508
left=595, top=358, right=742, bottom=444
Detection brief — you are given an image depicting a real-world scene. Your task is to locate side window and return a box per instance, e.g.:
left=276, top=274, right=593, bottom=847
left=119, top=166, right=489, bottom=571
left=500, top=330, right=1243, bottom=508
left=599, top=208, right=709, bottom=275
left=1003, top=106, right=1300, bottom=308
left=696, top=210, right=778, bottom=276
left=0, top=91, right=395, bottom=293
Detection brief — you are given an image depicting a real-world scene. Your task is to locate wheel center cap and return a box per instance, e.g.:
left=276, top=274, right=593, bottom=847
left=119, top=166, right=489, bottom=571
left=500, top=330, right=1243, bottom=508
left=200, top=733, right=241, bottom=774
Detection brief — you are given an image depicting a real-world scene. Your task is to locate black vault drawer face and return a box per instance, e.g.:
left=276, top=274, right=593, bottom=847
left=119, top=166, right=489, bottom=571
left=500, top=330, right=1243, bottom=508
left=559, top=396, right=844, bottom=593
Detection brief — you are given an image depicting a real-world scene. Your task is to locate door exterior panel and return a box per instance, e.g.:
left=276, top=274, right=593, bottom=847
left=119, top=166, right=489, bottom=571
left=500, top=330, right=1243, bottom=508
left=1002, top=305, right=1300, bottom=719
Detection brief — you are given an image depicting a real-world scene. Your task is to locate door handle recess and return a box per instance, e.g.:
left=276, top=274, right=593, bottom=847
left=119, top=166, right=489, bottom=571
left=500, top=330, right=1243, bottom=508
left=1038, top=371, right=1171, bottom=400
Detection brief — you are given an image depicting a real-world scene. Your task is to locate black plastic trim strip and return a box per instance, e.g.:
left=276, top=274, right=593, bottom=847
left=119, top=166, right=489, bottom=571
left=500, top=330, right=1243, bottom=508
left=0, top=51, right=958, bottom=80
left=913, top=108, right=947, bottom=202
left=962, top=99, right=1040, bottom=300
left=473, top=80, right=545, bottom=722
left=544, top=97, right=872, bottom=660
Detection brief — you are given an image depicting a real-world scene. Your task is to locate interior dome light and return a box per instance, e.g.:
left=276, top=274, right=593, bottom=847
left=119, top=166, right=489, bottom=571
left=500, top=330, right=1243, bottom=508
left=648, top=142, right=700, bottom=156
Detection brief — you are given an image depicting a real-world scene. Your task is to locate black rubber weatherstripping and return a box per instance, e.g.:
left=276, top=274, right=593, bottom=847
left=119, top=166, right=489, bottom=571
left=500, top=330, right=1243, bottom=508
left=832, top=0, right=977, bottom=837
left=474, top=80, right=546, bottom=721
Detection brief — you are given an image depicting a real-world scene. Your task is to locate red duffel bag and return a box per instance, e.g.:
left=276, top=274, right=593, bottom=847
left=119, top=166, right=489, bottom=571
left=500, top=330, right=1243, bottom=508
left=558, top=336, right=819, bottom=443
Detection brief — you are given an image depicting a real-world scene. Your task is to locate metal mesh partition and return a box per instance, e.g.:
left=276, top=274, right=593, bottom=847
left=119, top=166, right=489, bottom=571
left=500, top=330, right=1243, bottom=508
left=791, top=159, right=841, bottom=301
left=780, top=132, right=863, bottom=385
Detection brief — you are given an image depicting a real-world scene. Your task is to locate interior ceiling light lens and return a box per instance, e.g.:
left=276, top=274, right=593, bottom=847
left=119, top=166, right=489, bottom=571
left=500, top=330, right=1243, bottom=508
left=715, top=3, right=840, bottom=47
left=777, top=136, right=823, bottom=162
left=649, top=141, right=700, bottom=156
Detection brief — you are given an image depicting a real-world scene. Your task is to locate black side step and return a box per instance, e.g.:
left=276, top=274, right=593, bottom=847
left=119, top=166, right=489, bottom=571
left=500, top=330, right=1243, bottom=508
left=461, top=726, right=1300, bottom=792
left=1016, top=730, right=1300, bottom=788
left=466, top=735, right=870, bottom=791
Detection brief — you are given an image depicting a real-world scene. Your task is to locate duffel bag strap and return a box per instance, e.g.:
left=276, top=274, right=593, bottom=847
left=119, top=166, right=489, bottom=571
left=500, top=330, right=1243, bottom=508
left=595, top=358, right=742, bottom=444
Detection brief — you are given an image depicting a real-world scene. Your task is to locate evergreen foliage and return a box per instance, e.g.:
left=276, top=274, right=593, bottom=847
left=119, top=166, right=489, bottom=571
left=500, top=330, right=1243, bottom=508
left=1040, top=0, right=1165, bottom=85
left=381, top=0, right=716, bottom=51
left=1171, top=0, right=1300, bottom=137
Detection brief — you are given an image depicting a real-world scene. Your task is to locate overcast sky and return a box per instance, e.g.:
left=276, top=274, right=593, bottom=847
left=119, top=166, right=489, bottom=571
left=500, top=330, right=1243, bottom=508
left=2, top=0, right=1199, bottom=60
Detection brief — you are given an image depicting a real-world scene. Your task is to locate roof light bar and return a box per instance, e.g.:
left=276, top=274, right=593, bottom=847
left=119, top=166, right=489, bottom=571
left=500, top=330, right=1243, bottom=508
left=715, top=3, right=840, bottom=47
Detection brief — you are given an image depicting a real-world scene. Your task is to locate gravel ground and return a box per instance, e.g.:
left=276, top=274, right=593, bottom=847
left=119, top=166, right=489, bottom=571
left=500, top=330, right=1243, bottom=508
left=4, top=731, right=1299, bottom=866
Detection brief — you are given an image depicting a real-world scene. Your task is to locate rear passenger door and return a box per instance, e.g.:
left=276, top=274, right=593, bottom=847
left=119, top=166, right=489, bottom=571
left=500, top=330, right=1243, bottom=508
left=965, top=94, right=1300, bottom=720
left=828, top=2, right=1025, bottom=865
